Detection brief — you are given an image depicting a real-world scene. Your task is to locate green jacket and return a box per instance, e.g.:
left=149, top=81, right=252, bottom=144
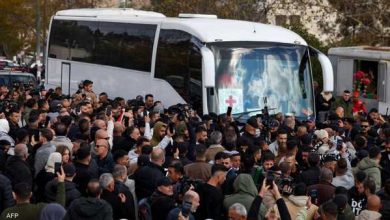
left=0, top=182, right=65, bottom=220
left=224, top=174, right=266, bottom=219
left=353, top=157, right=381, bottom=192
left=331, top=97, right=353, bottom=118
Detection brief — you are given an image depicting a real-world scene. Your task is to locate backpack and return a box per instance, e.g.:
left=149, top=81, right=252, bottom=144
left=138, top=197, right=152, bottom=220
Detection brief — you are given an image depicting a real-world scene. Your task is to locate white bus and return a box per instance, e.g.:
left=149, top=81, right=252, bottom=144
left=46, top=8, right=333, bottom=118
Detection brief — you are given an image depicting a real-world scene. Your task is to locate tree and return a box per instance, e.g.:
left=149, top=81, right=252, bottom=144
left=0, top=0, right=106, bottom=58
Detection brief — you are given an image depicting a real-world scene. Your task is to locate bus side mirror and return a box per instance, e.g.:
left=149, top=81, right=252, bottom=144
left=201, top=47, right=215, bottom=88
left=310, top=47, right=334, bottom=92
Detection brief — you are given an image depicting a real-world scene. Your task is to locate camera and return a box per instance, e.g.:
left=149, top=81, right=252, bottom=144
left=0, top=100, right=18, bottom=114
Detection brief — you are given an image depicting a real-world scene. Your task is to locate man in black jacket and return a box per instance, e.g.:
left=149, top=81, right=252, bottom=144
left=45, top=163, right=81, bottom=207
left=100, top=173, right=132, bottom=220
left=0, top=174, right=14, bottom=214
left=5, top=144, right=33, bottom=188
left=297, top=152, right=321, bottom=187
left=113, top=165, right=136, bottom=220
left=151, top=177, right=176, bottom=220
left=65, top=179, right=113, bottom=220
left=195, top=164, right=228, bottom=220
left=133, top=147, right=165, bottom=200
left=73, top=144, right=99, bottom=196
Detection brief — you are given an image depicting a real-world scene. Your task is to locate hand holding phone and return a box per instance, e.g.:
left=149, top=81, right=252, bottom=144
left=181, top=201, right=192, bottom=217
left=227, top=106, right=232, bottom=117
left=54, top=162, right=62, bottom=175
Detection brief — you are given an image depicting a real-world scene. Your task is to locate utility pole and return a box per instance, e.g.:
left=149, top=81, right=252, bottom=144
left=36, top=0, right=41, bottom=80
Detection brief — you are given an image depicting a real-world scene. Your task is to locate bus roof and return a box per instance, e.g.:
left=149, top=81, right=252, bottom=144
left=54, top=8, right=307, bottom=46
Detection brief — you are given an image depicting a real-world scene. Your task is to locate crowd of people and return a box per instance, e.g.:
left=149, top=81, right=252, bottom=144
left=0, top=80, right=389, bottom=220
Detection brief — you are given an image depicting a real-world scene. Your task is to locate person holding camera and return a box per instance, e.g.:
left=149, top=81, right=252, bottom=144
left=167, top=190, right=200, bottom=220
left=247, top=179, right=291, bottom=220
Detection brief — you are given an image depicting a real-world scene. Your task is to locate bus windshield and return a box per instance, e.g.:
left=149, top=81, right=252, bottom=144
left=209, top=42, right=314, bottom=118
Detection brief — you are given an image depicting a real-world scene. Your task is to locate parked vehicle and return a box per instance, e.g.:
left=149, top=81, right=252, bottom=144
left=328, top=46, right=390, bottom=115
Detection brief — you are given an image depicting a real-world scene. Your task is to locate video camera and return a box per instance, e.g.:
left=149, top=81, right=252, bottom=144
left=169, top=103, right=192, bottom=121
left=0, top=99, right=18, bottom=114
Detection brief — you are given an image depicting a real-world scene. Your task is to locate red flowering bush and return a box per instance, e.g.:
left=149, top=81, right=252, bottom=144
left=354, top=71, right=365, bottom=79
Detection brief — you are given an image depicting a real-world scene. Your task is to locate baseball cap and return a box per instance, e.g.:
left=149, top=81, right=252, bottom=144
left=247, top=116, right=259, bottom=128
left=156, top=177, right=172, bottom=187
left=63, top=163, right=76, bottom=177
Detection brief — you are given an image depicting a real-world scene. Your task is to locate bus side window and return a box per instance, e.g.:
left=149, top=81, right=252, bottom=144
left=155, top=29, right=203, bottom=113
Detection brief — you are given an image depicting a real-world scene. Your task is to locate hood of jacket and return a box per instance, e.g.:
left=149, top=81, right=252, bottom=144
left=357, top=210, right=382, bottom=220
left=151, top=121, right=167, bottom=146
left=0, top=119, right=10, bottom=133
left=357, top=157, right=380, bottom=171
left=233, top=173, right=258, bottom=197
left=288, top=195, right=308, bottom=207
left=72, top=197, right=110, bottom=217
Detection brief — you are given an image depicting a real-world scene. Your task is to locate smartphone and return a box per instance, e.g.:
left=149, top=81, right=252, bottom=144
left=34, top=131, right=40, bottom=142
left=168, top=122, right=175, bottom=134
left=336, top=139, right=343, bottom=151
left=266, top=172, right=274, bottom=189
left=181, top=201, right=192, bottom=217
left=227, top=106, right=232, bottom=117
left=54, top=162, right=62, bottom=175
left=310, top=189, right=318, bottom=204
left=106, top=105, right=112, bottom=117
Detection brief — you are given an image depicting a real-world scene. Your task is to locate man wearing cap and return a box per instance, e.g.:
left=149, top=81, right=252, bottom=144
left=150, top=176, right=176, bottom=220
left=239, top=116, right=260, bottom=151
left=315, top=129, right=330, bottom=156
left=332, top=90, right=353, bottom=118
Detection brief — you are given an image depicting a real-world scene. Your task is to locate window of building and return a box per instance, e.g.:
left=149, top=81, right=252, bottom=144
left=354, top=60, right=378, bottom=99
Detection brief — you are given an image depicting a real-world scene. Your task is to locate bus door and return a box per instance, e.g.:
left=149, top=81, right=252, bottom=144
left=61, top=62, right=71, bottom=95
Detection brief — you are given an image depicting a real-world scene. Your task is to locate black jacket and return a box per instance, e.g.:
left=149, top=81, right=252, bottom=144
left=93, top=152, right=115, bottom=175
left=4, top=156, right=33, bottom=188
left=0, top=174, right=14, bottom=214
left=65, top=197, right=113, bottom=220
left=195, top=183, right=224, bottom=220
left=150, top=190, right=176, bottom=220
left=114, top=180, right=136, bottom=220
left=133, top=162, right=165, bottom=200
left=45, top=179, right=81, bottom=207
left=101, top=189, right=134, bottom=220
left=35, top=170, right=55, bottom=202
left=378, top=189, right=390, bottom=219
left=73, top=160, right=99, bottom=196
left=380, top=151, right=390, bottom=186
left=297, top=166, right=321, bottom=187
left=113, top=136, right=136, bottom=153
